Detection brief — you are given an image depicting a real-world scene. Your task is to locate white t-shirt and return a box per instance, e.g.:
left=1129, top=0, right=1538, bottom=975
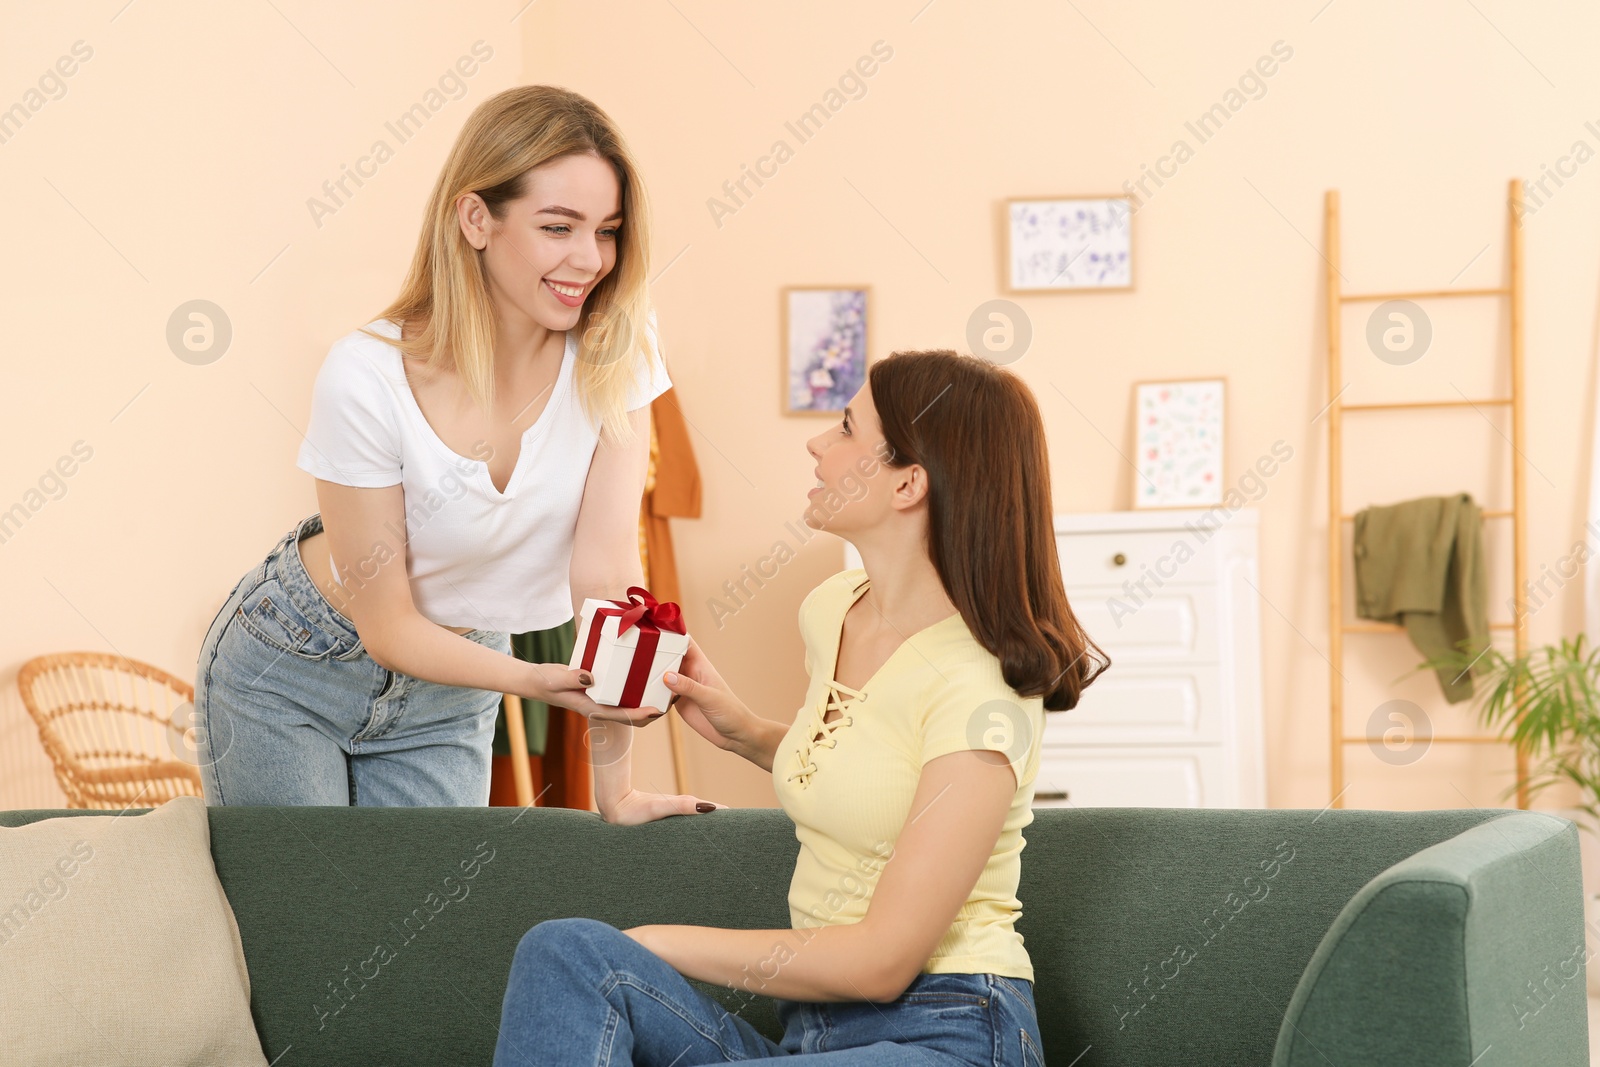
left=295, top=315, right=672, bottom=633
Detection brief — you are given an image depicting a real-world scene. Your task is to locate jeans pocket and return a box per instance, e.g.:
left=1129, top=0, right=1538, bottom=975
left=993, top=976, right=1039, bottom=1023
left=897, top=990, right=991, bottom=1008
left=894, top=973, right=992, bottom=1009
left=374, top=667, right=403, bottom=702
left=988, top=976, right=1043, bottom=1067
left=1019, top=1026, right=1046, bottom=1067
left=233, top=581, right=347, bottom=662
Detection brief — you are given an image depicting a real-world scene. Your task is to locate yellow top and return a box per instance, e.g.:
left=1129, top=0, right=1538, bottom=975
left=771, top=568, right=1045, bottom=982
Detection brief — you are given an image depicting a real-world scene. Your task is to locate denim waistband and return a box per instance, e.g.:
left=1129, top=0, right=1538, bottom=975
left=266, top=512, right=360, bottom=645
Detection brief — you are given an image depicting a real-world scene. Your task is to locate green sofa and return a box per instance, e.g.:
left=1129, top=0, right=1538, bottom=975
left=1, top=804, right=1587, bottom=1065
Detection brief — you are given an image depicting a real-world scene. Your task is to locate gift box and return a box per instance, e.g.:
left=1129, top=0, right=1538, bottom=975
left=568, top=586, right=690, bottom=709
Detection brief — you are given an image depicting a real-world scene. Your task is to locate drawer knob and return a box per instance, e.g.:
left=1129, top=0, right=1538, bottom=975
left=1111, top=553, right=1127, bottom=567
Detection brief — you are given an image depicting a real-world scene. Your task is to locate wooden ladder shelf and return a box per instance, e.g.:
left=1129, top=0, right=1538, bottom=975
left=1324, top=179, right=1531, bottom=810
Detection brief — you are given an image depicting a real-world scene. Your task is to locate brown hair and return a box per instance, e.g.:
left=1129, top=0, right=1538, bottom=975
left=868, top=350, right=1109, bottom=711
left=366, top=85, right=657, bottom=443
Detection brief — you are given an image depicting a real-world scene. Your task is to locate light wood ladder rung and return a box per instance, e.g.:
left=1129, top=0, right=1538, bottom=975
left=1341, top=509, right=1513, bottom=521
left=1340, top=287, right=1509, bottom=303
left=1342, top=621, right=1518, bottom=634
left=1341, top=735, right=1508, bottom=745
left=1324, top=179, right=1531, bottom=811
left=1341, top=398, right=1511, bottom=412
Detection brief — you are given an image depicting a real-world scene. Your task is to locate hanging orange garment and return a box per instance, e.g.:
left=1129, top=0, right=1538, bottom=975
left=642, top=386, right=703, bottom=604
left=639, top=387, right=702, bottom=796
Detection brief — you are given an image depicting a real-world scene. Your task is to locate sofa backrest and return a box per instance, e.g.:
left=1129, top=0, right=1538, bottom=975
left=0, top=804, right=1512, bottom=1066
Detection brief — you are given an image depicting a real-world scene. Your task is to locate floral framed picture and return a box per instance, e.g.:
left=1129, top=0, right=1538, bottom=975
left=1132, top=377, right=1227, bottom=509
left=1004, top=195, right=1133, bottom=292
left=782, top=286, right=870, bottom=415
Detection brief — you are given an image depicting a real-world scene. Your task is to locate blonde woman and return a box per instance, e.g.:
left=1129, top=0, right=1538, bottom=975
left=194, top=86, right=722, bottom=816
left=497, top=350, right=1110, bottom=1066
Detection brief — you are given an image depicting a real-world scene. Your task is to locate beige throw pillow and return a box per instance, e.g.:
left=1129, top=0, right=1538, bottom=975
left=0, top=795, right=268, bottom=1066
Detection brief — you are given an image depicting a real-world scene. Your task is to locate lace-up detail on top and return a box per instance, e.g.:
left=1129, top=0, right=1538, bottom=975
left=785, top=678, right=865, bottom=788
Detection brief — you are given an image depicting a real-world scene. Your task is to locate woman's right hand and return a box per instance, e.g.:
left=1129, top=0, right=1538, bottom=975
left=517, top=663, right=662, bottom=725
left=661, top=639, right=756, bottom=752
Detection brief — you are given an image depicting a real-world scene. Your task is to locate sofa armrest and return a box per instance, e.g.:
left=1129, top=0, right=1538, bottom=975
left=1272, top=811, right=1588, bottom=1067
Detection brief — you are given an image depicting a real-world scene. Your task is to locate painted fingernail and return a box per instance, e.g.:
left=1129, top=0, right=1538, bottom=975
left=648, top=710, right=666, bottom=719
left=578, top=672, right=594, bottom=686
left=695, top=802, right=717, bottom=813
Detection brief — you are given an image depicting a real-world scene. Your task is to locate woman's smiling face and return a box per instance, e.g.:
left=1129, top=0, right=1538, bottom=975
left=461, top=151, right=622, bottom=332
left=804, top=382, right=901, bottom=534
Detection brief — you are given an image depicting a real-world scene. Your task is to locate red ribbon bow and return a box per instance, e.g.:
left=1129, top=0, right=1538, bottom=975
left=612, top=586, right=686, bottom=637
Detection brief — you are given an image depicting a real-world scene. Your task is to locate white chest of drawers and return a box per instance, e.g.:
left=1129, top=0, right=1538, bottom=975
left=844, top=507, right=1267, bottom=808
left=1037, top=508, right=1266, bottom=808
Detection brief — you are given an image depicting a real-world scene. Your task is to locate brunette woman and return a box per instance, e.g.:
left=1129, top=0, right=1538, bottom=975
left=496, top=349, right=1109, bottom=1066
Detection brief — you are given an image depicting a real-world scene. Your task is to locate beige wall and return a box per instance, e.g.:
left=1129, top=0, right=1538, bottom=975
left=4, top=1, right=1597, bottom=815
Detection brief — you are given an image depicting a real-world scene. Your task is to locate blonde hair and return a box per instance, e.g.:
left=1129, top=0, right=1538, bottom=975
left=364, top=84, right=657, bottom=443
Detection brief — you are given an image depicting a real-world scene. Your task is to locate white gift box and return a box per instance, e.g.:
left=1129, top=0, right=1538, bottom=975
left=568, top=596, right=690, bottom=709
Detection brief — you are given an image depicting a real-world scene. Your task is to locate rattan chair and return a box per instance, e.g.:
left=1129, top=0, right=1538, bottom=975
left=17, top=652, right=204, bottom=809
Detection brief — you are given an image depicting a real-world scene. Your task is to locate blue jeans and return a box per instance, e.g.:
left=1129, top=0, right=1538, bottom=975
left=494, top=917, right=1046, bottom=1066
left=193, top=512, right=510, bottom=806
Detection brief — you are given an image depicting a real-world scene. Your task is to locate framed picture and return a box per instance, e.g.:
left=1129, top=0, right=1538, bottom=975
left=1004, top=195, right=1133, bottom=292
left=782, top=286, right=870, bottom=415
left=1132, top=377, right=1227, bottom=509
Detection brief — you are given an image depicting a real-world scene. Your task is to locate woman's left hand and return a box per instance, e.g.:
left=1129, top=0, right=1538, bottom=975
left=603, top=788, right=729, bottom=826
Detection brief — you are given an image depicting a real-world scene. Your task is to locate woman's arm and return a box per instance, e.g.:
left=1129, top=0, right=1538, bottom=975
left=568, top=405, right=725, bottom=824
left=316, top=478, right=607, bottom=714
left=625, top=747, right=1018, bottom=1002
left=662, top=642, right=789, bottom=772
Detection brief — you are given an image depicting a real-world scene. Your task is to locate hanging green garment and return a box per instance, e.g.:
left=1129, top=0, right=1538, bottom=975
left=492, top=618, right=577, bottom=757
left=1352, top=493, right=1489, bottom=704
